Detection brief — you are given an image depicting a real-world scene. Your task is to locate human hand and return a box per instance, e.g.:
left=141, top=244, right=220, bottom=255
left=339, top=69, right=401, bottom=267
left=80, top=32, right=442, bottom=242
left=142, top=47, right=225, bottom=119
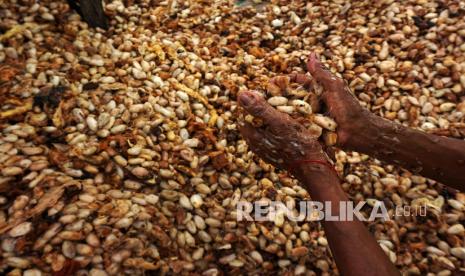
left=303, top=53, right=374, bottom=148
left=237, top=90, right=331, bottom=174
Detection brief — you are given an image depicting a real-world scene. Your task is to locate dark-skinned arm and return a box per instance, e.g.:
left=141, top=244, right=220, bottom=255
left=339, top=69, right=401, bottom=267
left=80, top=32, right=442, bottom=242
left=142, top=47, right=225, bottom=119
left=293, top=163, right=399, bottom=276
left=238, top=91, right=399, bottom=276
left=348, top=113, right=465, bottom=190
left=306, top=53, right=465, bottom=192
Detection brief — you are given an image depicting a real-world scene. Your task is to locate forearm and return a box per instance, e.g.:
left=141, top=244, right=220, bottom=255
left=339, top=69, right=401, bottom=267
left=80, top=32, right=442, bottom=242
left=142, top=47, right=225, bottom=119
left=294, top=165, right=399, bottom=276
left=346, top=114, right=465, bottom=191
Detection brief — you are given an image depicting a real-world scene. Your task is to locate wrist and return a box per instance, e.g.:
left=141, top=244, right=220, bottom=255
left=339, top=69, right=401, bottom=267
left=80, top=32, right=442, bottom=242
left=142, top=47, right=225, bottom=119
left=342, top=112, right=380, bottom=151
left=293, top=161, right=344, bottom=201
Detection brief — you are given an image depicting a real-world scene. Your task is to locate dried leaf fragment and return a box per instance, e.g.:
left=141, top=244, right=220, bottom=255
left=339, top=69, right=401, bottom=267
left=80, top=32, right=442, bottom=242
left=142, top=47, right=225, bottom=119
left=0, top=98, right=33, bottom=121
left=0, top=23, right=38, bottom=42
left=210, top=151, right=229, bottom=170
left=0, top=182, right=79, bottom=234
left=0, top=65, right=21, bottom=83
left=147, top=43, right=166, bottom=62
left=172, top=81, right=218, bottom=126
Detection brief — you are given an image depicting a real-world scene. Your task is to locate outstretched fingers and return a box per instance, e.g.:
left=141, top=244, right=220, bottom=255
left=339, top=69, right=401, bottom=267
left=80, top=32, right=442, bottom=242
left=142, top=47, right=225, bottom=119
left=306, top=53, right=346, bottom=95
left=306, top=53, right=361, bottom=113
left=238, top=122, right=282, bottom=166
left=238, top=90, right=290, bottom=131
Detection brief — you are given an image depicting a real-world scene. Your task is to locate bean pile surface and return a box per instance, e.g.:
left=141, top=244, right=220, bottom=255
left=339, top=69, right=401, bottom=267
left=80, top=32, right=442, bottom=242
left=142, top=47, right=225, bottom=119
left=0, top=0, right=465, bottom=275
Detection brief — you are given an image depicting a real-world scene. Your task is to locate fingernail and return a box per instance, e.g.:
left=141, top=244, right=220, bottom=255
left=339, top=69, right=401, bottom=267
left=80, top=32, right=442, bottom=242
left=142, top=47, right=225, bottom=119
left=313, top=54, right=322, bottom=67
left=239, top=92, right=255, bottom=107
left=307, top=53, right=316, bottom=72
left=310, top=52, right=316, bottom=61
